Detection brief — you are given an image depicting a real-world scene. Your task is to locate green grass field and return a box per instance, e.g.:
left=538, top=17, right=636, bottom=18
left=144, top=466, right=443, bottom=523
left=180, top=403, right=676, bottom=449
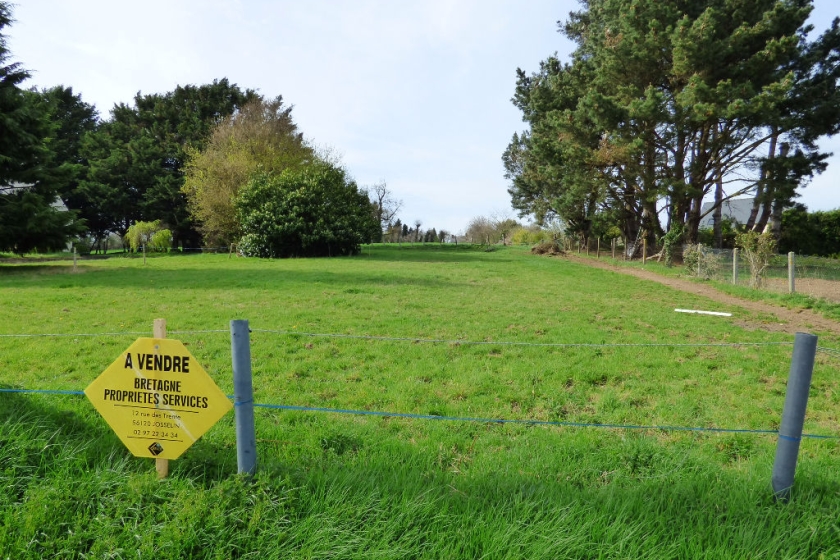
left=2, top=245, right=840, bottom=559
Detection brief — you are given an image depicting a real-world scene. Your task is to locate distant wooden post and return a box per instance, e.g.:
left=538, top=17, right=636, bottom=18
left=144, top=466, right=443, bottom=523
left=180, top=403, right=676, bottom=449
left=733, top=248, right=739, bottom=285
left=596, top=238, right=600, bottom=259
left=611, top=238, right=616, bottom=259
left=623, top=237, right=627, bottom=261
left=788, top=252, right=796, bottom=294
left=73, top=246, right=78, bottom=273
left=585, top=238, right=590, bottom=256
left=143, top=244, right=146, bottom=266
left=643, top=239, right=647, bottom=264
left=153, top=318, right=169, bottom=479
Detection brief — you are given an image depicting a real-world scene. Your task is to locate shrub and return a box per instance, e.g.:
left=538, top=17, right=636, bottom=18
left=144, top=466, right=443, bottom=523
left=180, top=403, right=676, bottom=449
left=235, top=164, right=379, bottom=258
left=125, top=220, right=171, bottom=252
left=660, top=225, right=684, bottom=267
left=511, top=225, right=554, bottom=245
left=697, top=217, right=738, bottom=249
left=531, top=241, right=563, bottom=256
left=735, top=230, right=776, bottom=288
left=682, top=244, right=717, bottom=279
left=149, top=229, right=173, bottom=252
left=72, top=237, right=92, bottom=255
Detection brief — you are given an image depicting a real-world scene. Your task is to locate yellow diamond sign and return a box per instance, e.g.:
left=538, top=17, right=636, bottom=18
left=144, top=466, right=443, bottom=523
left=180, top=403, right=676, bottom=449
left=85, top=337, right=233, bottom=460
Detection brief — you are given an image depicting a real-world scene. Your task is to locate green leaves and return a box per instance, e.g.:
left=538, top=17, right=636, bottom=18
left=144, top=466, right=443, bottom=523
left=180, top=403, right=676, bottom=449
left=182, top=97, right=315, bottom=246
left=506, top=0, right=840, bottom=249
left=77, top=79, right=255, bottom=247
left=235, top=164, right=378, bottom=258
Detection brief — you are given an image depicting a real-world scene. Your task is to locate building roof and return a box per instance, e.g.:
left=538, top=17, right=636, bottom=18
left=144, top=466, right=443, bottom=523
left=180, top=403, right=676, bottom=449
left=1, top=182, right=69, bottom=212
left=698, top=198, right=755, bottom=229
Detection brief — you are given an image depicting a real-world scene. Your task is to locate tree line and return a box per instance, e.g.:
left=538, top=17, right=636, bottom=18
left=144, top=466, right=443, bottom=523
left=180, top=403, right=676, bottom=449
left=505, top=0, right=840, bottom=254
left=0, top=2, right=405, bottom=258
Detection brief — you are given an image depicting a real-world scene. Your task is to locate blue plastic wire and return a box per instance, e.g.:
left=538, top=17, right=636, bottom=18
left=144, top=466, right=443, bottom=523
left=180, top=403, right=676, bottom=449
left=3, top=387, right=836, bottom=440
left=0, top=388, right=84, bottom=396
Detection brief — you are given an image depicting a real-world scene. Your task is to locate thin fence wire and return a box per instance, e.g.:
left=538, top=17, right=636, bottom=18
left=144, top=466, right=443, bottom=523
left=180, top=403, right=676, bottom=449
left=689, top=247, right=840, bottom=289
left=0, top=327, right=806, bottom=350
left=2, top=328, right=838, bottom=440
left=4, top=328, right=840, bottom=363
left=2, top=387, right=836, bottom=440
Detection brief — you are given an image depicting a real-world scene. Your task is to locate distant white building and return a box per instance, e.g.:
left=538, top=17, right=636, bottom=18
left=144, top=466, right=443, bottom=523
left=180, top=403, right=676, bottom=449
left=698, top=198, right=754, bottom=229
left=1, top=182, right=68, bottom=211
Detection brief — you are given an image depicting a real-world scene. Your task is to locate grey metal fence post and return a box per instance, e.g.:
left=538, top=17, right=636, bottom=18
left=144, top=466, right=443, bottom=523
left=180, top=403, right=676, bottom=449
left=733, top=248, right=739, bottom=285
left=231, top=319, right=257, bottom=476
left=771, top=331, right=818, bottom=500
left=788, top=252, right=796, bottom=294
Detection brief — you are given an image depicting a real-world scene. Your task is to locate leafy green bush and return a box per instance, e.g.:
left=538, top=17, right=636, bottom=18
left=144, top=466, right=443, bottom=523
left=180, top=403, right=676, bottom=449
left=682, top=243, right=717, bottom=279
left=779, top=204, right=840, bottom=256
left=697, top=217, right=738, bottom=249
left=149, top=229, right=173, bottom=252
left=736, top=230, right=776, bottom=288
left=125, top=220, right=171, bottom=252
left=660, top=225, right=684, bottom=267
left=511, top=225, right=554, bottom=245
left=235, top=164, right=379, bottom=258
left=72, top=237, right=92, bottom=255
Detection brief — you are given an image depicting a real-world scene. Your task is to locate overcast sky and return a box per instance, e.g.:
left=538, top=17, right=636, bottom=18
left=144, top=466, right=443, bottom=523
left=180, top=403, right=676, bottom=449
left=8, top=1, right=840, bottom=234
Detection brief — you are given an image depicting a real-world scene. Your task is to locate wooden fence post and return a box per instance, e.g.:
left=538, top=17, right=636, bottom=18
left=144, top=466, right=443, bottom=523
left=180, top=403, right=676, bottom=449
left=153, top=318, right=169, bottom=479
left=733, top=248, right=739, bottom=285
left=788, top=252, right=796, bottom=294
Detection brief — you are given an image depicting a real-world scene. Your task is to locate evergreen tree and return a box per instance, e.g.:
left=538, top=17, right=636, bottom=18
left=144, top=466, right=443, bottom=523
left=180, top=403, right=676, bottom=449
left=0, top=4, right=84, bottom=255
left=80, top=79, right=256, bottom=247
left=506, top=0, right=840, bottom=247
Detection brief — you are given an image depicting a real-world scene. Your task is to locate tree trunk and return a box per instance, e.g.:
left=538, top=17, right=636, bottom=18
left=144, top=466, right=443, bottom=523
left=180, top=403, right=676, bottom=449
left=747, top=132, right=777, bottom=231
left=768, top=142, right=791, bottom=239
left=712, top=173, right=723, bottom=248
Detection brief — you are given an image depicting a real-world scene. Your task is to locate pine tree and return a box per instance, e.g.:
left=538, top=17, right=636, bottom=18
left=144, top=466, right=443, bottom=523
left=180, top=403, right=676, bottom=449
left=0, top=3, right=84, bottom=254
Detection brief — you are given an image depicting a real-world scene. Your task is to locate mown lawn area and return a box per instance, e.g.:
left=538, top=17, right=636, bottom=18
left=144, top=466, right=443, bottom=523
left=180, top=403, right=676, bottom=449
left=2, top=245, right=839, bottom=558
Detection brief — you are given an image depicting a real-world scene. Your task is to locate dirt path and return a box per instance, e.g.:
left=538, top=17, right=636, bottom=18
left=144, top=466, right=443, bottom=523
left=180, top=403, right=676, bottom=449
left=564, top=254, right=840, bottom=338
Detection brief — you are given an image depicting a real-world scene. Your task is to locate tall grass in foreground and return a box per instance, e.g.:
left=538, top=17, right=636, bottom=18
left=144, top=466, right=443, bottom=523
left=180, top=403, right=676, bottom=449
left=1, top=245, right=839, bottom=558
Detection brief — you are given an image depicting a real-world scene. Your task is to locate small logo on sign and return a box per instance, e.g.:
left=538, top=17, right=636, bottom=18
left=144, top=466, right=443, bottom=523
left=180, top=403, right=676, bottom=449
left=148, top=442, right=164, bottom=456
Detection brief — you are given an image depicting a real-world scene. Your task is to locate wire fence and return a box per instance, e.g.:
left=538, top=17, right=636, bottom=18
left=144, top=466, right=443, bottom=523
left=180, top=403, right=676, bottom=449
left=5, top=327, right=840, bottom=357
left=677, top=247, right=840, bottom=301
left=2, top=386, right=837, bottom=441
left=698, top=249, right=840, bottom=282
left=1, top=328, right=839, bottom=441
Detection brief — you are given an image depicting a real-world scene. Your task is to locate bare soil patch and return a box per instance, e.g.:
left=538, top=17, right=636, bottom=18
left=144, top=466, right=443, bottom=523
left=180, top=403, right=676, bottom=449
left=763, top=277, right=840, bottom=303
left=564, top=254, right=840, bottom=338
